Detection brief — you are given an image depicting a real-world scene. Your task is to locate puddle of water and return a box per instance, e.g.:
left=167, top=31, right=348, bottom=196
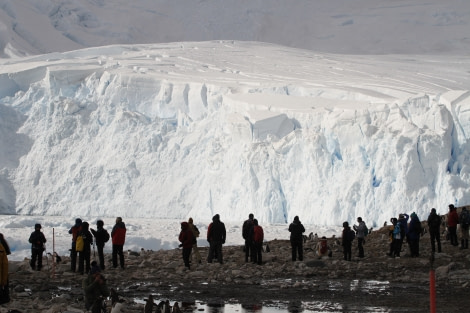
left=133, top=298, right=393, bottom=313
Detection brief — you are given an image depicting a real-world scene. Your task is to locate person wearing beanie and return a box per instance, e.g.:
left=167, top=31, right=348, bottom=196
left=82, top=260, right=109, bottom=313
left=90, top=220, right=110, bottom=270
left=28, top=223, right=47, bottom=271
left=111, top=217, right=127, bottom=269
left=78, top=222, right=94, bottom=275
left=288, top=216, right=305, bottom=261
left=447, top=204, right=459, bottom=246
left=427, top=208, right=442, bottom=253
left=242, top=213, right=255, bottom=263
left=178, top=222, right=194, bottom=269
left=206, top=214, right=226, bottom=264
left=69, top=218, right=83, bottom=272
left=342, top=221, right=354, bottom=261
left=187, top=217, right=201, bottom=264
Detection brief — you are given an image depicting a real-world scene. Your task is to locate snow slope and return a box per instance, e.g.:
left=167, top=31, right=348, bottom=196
left=0, top=41, right=469, bottom=227
left=0, top=0, right=469, bottom=57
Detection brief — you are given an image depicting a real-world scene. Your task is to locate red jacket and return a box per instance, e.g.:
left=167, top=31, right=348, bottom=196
left=111, top=222, right=127, bottom=245
left=179, top=222, right=194, bottom=249
left=253, top=225, right=264, bottom=243
left=448, top=210, right=459, bottom=227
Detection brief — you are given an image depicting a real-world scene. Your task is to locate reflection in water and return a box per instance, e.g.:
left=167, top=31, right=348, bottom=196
left=242, top=302, right=262, bottom=312
left=288, top=300, right=304, bottom=313
left=134, top=279, right=394, bottom=312
left=207, top=299, right=225, bottom=313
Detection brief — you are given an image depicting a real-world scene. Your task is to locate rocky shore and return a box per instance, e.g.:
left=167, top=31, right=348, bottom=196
left=1, top=225, right=470, bottom=313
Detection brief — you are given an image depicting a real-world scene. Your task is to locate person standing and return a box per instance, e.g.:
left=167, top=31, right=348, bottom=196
left=111, top=217, right=127, bottom=269
left=459, top=207, right=470, bottom=249
left=206, top=214, right=226, bottom=264
left=242, top=213, right=255, bottom=262
left=447, top=204, right=459, bottom=246
left=252, top=219, right=264, bottom=265
left=0, top=234, right=10, bottom=304
left=188, top=218, right=201, bottom=264
left=178, top=222, right=194, bottom=269
left=78, top=222, right=94, bottom=275
left=288, top=216, right=305, bottom=261
left=353, top=217, right=367, bottom=258
left=83, top=261, right=110, bottom=313
left=90, top=220, right=110, bottom=270
left=342, top=222, right=354, bottom=261
left=408, top=212, right=422, bottom=257
left=28, top=224, right=47, bottom=271
left=427, top=208, right=442, bottom=253
left=69, top=218, right=83, bottom=272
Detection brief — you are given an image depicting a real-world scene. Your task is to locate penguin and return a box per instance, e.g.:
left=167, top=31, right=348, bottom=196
left=172, top=302, right=182, bottom=313
left=144, top=294, right=155, bottom=313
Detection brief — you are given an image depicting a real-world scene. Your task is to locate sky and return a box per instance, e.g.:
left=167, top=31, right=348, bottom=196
left=0, top=0, right=469, bottom=260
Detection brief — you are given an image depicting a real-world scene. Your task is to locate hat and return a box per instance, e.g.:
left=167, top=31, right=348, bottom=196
left=75, top=218, right=82, bottom=226
left=431, top=208, right=436, bottom=214
left=90, top=261, right=101, bottom=274
left=294, top=216, right=299, bottom=222
left=35, top=223, right=42, bottom=229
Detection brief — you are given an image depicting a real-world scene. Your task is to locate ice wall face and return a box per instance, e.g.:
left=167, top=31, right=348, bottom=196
left=0, top=42, right=469, bottom=226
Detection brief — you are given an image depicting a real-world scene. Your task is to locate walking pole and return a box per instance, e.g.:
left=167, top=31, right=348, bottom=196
left=52, top=228, right=55, bottom=278
left=429, top=252, right=436, bottom=313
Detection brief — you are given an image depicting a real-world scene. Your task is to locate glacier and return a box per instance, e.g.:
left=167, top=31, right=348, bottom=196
left=0, top=41, right=469, bottom=227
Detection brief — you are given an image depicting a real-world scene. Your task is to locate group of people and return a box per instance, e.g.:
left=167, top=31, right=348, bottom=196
left=386, top=204, right=470, bottom=260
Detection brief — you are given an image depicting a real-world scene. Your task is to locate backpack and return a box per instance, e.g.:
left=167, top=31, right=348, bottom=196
left=75, top=235, right=84, bottom=252
left=414, top=221, right=423, bottom=234
left=363, top=224, right=369, bottom=236
left=461, top=210, right=470, bottom=227
left=242, top=220, right=252, bottom=239
left=320, top=240, right=328, bottom=254
left=103, top=229, right=110, bottom=243
left=193, top=225, right=200, bottom=238
left=393, top=223, right=401, bottom=239
left=347, top=229, right=356, bottom=241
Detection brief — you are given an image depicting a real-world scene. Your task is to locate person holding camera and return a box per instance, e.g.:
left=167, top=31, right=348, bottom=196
left=83, top=261, right=110, bottom=313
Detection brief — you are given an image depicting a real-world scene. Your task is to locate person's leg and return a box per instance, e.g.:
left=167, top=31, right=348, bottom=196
left=298, top=242, right=304, bottom=261
left=71, top=243, right=77, bottom=272
left=98, top=245, right=105, bottom=270
left=291, top=242, right=296, bottom=261
left=78, top=251, right=84, bottom=274
left=30, top=249, right=37, bottom=269
left=85, top=250, right=91, bottom=273
left=112, top=244, right=118, bottom=268
left=118, top=245, right=125, bottom=268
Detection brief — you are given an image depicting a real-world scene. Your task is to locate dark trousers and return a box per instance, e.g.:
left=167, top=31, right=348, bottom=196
left=343, top=242, right=352, bottom=261
left=291, top=240, right=303, bottom=261
left=409, top=238, right=420, bottom=257
left=96, top=244, right=105, bottom=270
left=429, top=231, right=441, bottom=253
left=253, top=241, right=263, bottom=264
left=112, top=244, right=125, bottom=268
left=449, top=226, right=458, bottom=246
left=30, top=248, right=43, bottom=270
left=394, top=238, right=403, bottom=257
left=182, top=247, right=192, bottom=268
left=357, top=238, right=365, bottom=257
left=78, top=249, right=91, bottom=274
left=70, top=243, right=77, bottom=272
left=207, top=240, right=223, bottom=264
left=244, top=239, right=254, bottom=262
